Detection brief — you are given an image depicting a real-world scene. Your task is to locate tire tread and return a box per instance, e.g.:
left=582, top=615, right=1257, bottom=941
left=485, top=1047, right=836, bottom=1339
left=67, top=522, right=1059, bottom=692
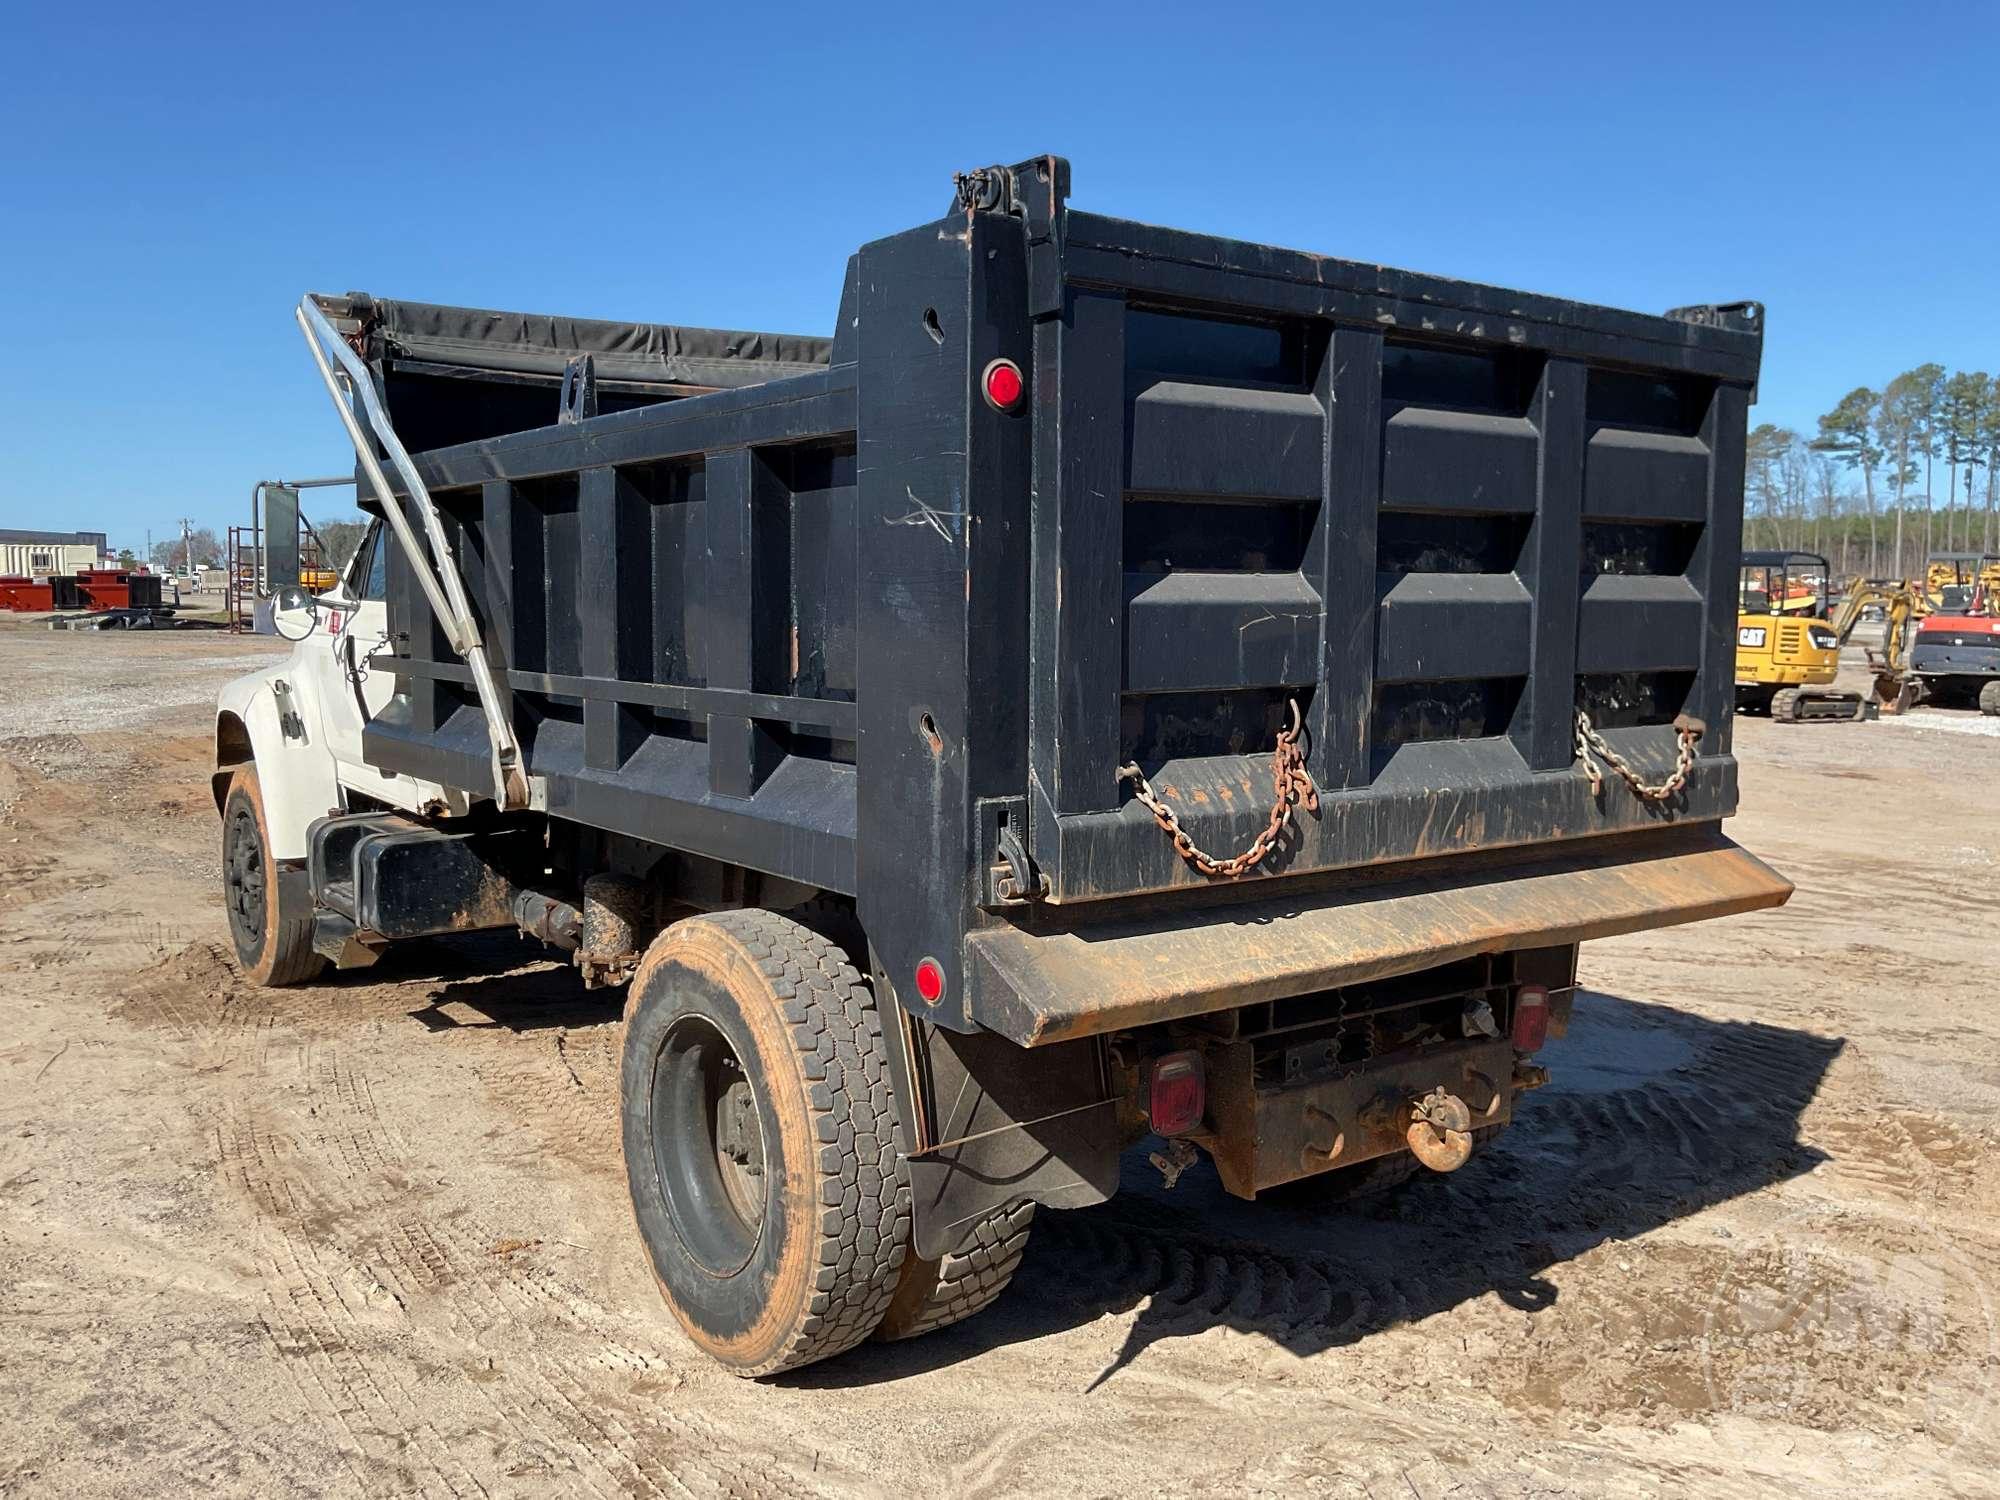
left=625, top=909, right=910, bottom=1375
left=226, top=766, right=323, bottom=988
left=876, top=1201, right=1035, bottom=1341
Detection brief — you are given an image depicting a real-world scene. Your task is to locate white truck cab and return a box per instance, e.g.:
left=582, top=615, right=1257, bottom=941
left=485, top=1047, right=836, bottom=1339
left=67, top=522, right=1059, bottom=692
left=212, top=517, right=467, bottom=979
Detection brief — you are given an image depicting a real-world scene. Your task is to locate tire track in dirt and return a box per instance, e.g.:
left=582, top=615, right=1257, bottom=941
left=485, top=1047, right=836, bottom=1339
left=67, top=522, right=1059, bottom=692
left=383, top=1208, right=828, bottom=1499
left=1008, top=1003, right=2000, bottom=1456
left=148, top=944, right=828, bottom=1500
left=468, top=1024, right=624, bottom=1175
left=0, top=846, right=108, bottom=910
left=215, top=1086, right=695, bottom=1499
left=213, top=1104, right=490, bottom=1499
left=1033, top=1185, right=1999, bottom=1454
left=116, top=943, right=634, bottom=1495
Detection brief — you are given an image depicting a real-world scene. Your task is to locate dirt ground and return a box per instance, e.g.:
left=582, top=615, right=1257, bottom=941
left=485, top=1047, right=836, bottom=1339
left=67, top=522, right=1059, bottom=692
left=2, top=621, right=1997, bottom=1499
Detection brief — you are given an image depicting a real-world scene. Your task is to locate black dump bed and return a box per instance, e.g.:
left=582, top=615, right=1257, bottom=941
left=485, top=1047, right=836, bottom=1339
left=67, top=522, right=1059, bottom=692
left=344, top=155, right=1769, bottom=1039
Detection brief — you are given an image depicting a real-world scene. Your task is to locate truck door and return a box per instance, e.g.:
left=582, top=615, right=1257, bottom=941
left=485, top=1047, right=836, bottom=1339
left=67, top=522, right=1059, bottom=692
left=311, top=522, right=416, bottom=810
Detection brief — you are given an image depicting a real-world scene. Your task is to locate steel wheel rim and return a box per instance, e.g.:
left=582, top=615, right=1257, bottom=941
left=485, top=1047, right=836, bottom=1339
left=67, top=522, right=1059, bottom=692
left=651, top=1013, right=766, bottom=1278
left=224, top=803, right=266, bottom=953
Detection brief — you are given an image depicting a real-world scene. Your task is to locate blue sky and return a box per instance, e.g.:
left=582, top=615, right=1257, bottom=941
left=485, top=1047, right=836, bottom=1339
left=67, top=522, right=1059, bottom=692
left=2, top=2, right=1994, bottom=551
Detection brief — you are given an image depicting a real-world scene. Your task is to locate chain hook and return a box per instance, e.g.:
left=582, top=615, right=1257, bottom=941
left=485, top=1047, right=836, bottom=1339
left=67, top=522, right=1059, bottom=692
left=1119, top=698, right=1318, bottom=879
left=1574, top=708, right=1703, bottom=803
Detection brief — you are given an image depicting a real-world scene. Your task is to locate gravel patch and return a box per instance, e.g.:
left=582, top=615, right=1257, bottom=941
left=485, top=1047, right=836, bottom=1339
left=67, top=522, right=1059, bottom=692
left=0, top=626, right=285, bottom=738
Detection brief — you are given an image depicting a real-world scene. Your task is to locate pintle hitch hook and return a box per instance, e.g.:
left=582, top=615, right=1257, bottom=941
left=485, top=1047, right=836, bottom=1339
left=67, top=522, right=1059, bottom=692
left=1404, top=1087, right=1474, bottom=1174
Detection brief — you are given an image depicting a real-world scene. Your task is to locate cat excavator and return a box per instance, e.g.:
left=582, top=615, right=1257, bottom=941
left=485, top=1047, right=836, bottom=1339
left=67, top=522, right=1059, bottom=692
left=1736, top=551, right=1924, bottom=721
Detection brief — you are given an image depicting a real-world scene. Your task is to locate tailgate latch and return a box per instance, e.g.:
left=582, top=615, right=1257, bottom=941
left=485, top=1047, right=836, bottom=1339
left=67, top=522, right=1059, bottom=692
left=978, top=796, right=1045, bottom=907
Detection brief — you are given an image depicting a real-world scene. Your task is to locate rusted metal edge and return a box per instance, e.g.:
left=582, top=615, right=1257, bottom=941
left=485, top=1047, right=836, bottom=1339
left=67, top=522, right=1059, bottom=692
left=966, top=827, right=1792, bottom=1047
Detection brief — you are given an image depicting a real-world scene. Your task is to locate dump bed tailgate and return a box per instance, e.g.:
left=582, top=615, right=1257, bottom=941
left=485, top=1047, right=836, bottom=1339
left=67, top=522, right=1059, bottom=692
left=1024, top=208, right=1763, bottom=903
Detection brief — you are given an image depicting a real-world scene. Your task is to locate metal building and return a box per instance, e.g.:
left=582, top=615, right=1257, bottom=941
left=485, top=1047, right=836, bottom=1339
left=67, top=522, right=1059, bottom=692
left=0, top=528, right=109, bottom=577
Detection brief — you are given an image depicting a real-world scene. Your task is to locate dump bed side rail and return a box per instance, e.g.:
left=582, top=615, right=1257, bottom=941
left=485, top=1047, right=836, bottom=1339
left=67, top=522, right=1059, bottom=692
left=362, top=363, right=865, bottom=894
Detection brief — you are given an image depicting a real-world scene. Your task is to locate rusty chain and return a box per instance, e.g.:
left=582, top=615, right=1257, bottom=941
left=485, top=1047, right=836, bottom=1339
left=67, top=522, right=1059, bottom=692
left=1118, top=698, right=1319, bottom=879
left=1120, top=697, right=1695, bottom=872
left=1573, top=708, right=1703, bottom=802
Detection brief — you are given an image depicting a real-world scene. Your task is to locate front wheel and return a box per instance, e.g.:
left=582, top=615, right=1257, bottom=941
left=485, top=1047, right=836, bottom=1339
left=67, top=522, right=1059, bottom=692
left=220, top=765, right=324, bottom=987
left=620, top=910, right=911, bottom=1376
left=1981, top=681, right=2000, bottom=717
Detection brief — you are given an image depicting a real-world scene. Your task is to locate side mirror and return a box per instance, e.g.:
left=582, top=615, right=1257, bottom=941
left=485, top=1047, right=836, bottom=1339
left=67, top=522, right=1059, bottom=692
left=272, top=584, right=320, bottom=642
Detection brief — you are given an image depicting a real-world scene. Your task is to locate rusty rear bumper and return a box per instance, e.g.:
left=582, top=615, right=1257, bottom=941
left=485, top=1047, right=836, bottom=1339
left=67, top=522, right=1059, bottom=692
left=965, top=826, right=1791, bottom=1046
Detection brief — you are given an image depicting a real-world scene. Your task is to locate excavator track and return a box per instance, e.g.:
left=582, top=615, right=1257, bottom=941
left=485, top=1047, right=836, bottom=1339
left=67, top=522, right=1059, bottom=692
left=1770, top=686, right=1877, bottom=724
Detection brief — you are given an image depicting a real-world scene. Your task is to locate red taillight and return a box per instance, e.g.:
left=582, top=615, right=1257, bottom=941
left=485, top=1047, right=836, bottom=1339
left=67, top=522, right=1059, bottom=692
left=1149, top=1051, right=1205, bottom=1136
left=982, top=357, right=1024, bottom=411
left=1512, top=984, right=1550, bottom=1052
left=913, top=958, right=945, bottom=1005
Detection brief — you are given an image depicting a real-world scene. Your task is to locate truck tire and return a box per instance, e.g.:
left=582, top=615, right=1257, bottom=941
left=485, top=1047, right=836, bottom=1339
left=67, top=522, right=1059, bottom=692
left=220, top=765, right=325, bottom=987
left=1981, top=681, right=2000, bottom=717
left=875, top=1201, right=1036, bottom=1342
left=782, top=893, right=867, bottom=962
left=620, top=910, right=911, bottom=1376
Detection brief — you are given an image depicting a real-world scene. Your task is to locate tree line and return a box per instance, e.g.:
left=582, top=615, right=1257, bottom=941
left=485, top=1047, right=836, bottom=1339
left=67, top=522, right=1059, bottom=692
left=1749, top=366, right=1999, bottom=580
left=150, top=528, right=223, bottom=572
left=140, top=516, right=370, bottom=575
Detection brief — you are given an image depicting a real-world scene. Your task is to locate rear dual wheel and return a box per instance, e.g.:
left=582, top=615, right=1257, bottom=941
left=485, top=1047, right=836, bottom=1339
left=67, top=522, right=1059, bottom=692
left=620, top=910, right=1031, bottom=1375
left=876, top=1199, right=1036, bottom=1342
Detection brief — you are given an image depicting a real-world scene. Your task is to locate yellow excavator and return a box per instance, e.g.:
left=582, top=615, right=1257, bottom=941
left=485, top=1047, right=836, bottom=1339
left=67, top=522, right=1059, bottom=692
left=1736, top=551, right=1924, bottom=720
left=1925, top=552, right=2000, bottom=612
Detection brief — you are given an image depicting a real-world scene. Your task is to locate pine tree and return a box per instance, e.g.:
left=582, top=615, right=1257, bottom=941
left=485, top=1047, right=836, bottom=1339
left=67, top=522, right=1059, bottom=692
left=1746, top=424, right=1792, bottom=549
left=1811, top=388, right=1882, bottom=575
left=1976, top=373, right=2000, bottom=554
left=1877, top=373, right=1927, bottom=580
left=1904, top=364, right=1946, bottom=560
left=1941, top=371, right=1987, bottom=552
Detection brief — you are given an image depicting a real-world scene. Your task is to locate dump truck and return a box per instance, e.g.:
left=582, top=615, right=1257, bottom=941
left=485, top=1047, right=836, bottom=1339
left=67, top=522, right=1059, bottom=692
left=213, top=156, right=1791, bottom=1376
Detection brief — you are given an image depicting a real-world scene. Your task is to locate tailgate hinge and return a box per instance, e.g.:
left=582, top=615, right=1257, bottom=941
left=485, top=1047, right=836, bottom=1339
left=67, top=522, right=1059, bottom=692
left=952, top=155, right=1071, bottom=319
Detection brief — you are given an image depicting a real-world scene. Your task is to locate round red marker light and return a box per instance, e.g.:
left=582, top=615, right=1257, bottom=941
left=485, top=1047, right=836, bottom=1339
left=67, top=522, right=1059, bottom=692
left=982, top=358, right=1024, bottom=411
left=914, top=958, right=946, bottom=1004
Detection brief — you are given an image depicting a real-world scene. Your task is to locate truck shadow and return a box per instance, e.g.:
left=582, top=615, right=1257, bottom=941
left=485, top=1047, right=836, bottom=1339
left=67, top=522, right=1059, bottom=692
left=346, top=932, right=628, bottom=1033
left=799, top=988, right=1843, bottom=1390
